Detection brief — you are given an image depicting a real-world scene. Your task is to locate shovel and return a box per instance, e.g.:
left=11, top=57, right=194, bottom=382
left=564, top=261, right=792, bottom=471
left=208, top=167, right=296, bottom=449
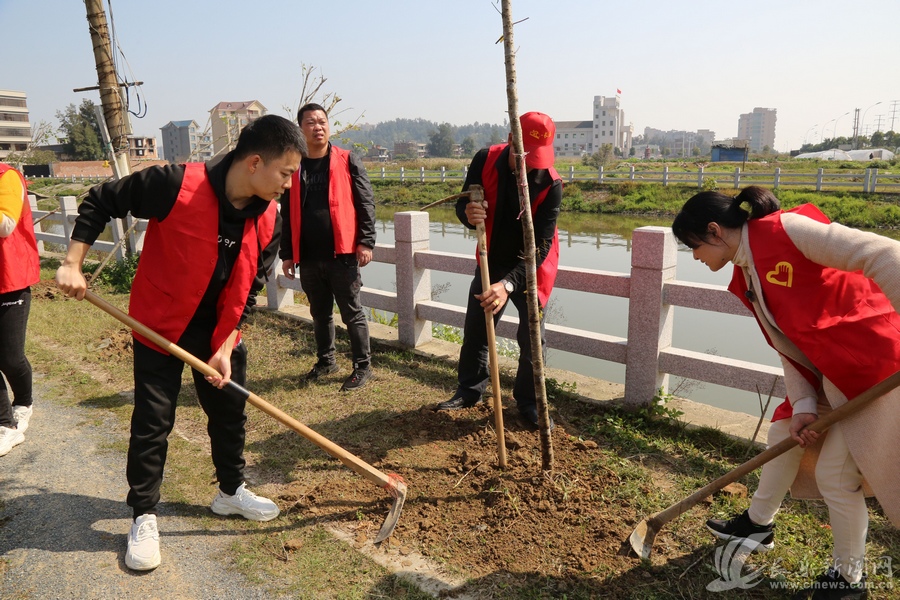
left=84, top=290, right=407, bottom=543
left=627, top=369, right=900, bottom=559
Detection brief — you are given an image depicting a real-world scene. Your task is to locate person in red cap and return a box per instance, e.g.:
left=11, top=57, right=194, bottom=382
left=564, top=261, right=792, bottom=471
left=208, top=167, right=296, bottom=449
left=436, top=112, right=562, bottom=429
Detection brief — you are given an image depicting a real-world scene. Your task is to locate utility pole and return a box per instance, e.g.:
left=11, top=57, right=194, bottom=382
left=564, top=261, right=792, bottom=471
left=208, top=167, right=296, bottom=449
left=851, top=108, right=861, bottom=149
left=890, top=100, right=899, bottom=133
left=84, top=0, right=131, bottom=181
left=82, top=0, right=137, bottom=255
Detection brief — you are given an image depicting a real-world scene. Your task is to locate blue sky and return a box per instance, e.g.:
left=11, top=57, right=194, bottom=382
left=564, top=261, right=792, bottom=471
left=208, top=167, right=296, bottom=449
left=4, top=0, right=899, bottom=152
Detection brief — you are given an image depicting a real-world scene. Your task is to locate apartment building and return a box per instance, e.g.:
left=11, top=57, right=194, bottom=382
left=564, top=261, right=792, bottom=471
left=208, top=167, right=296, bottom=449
left=160, top=120, right=213, bottom=163
left=127, top=135, right=158, bottom=160
left=643, top=127, right=717, bottom=157
left=0, top=89, right=31, bottom=161
left=737, top=107, right=777, bottom=152
left=209, top=100, right=266, bottom=157
left=554, top=95, right=633, bottom=159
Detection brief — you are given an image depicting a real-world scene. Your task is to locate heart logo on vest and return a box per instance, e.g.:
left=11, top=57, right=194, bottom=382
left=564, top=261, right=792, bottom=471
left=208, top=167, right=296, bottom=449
left=765, top=261, right=793, bottom=287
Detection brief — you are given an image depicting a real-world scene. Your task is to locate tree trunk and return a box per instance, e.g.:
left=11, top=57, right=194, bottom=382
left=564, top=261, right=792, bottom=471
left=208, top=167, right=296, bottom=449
left=500, top=0, right=554, bottom=471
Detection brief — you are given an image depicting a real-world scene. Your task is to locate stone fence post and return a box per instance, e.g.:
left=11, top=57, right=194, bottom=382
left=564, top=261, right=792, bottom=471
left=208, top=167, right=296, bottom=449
left=59, top=196, right=78, bottom=242
left=624, top=226, right=677, bottom=406
left=394, top=211, right=432, bottom=347
left=28, top=195, right=44, bottom=253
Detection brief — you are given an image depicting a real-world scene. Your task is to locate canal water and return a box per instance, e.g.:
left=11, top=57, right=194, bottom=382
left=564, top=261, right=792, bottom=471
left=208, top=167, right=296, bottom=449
left=366, top=206, right=781, bottom=419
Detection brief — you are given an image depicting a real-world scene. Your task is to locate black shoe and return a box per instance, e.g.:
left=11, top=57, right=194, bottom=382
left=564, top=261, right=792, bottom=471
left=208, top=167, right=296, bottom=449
left=792, top=567, right=867, bottom=600
left=519, top=404, right=554, bottom=431
left=706, top=509, right=775, bottom=552
left=304, top=362, right=339, bottom=383
left=436, top=395, right=482, bottom=411
left=340, top=367, right=372, bottom=392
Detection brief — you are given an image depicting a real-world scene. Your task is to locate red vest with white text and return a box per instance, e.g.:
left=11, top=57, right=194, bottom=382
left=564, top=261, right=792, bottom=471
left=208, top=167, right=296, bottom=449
left=728, top=204, right=900, bottom=421
left=481, top=144, right=560, bottom=306
left=288, top=145, right=358, bottom=264
left=129, top=163, right=277, bottom=357
left=0, top=164, right=40, bottom=294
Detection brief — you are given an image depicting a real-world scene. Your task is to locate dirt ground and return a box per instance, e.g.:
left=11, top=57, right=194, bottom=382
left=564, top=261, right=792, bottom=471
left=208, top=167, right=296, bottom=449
left=27, top=281, right=861, bottom=599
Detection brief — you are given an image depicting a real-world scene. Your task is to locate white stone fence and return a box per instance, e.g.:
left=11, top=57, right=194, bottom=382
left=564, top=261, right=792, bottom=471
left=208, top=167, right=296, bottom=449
left=32, top=196, right=784, bottom=407
left=266, top=210, right=785, bottom=407
left=365, top=166, right=899, bottom=193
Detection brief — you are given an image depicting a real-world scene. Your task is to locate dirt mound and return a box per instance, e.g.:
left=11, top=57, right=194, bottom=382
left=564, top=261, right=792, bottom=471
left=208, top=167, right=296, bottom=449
left=273, top=403, right=650, bottom=597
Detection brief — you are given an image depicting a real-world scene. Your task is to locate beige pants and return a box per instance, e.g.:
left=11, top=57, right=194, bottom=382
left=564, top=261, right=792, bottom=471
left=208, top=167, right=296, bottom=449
left=748, top=419, right=868, bottom=583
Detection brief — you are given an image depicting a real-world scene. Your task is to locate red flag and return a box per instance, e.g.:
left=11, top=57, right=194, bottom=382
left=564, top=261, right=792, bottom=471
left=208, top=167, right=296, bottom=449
left=617, top=88, right=622, bottom=94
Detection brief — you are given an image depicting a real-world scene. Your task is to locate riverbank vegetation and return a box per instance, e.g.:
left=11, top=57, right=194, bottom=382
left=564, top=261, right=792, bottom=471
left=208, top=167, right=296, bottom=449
left=26, top=155, right=900, bottom=230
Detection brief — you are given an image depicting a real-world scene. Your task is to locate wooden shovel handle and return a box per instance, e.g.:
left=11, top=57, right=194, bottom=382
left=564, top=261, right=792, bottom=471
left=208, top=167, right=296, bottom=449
left=647, top=369, right=900, bottom=529
left=83, top=290, right=395, bottom=491
left=467, top=185, right=507, bottom=467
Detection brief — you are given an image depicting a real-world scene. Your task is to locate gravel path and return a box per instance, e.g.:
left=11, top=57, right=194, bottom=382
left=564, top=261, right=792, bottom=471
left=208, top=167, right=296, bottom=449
left=0, top=378, right=277, bottom=599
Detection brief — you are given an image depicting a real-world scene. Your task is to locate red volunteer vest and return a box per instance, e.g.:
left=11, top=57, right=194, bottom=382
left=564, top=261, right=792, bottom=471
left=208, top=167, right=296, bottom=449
left=129, top=163, right=277, bottom=357
left=0, top=164, right=40, bottom=294
left=288, top=145, right=358, bottom=264
left=480, top=144, right=560, bottom=307
left=728, top=204, right=900, bottom=421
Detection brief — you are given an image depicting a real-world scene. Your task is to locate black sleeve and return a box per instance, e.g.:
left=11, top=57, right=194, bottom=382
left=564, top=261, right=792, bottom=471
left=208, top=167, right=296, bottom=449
left=457, top=149, right=488, bottom=229
left=349, top=153, right=376, bottom=249
left=239, top=209, right=283, bottom=327
left=500, top=178, right=562, bottom=293
left=278, top=191, right=292, bottom=261
left=71, top=164, right=185, bottom=245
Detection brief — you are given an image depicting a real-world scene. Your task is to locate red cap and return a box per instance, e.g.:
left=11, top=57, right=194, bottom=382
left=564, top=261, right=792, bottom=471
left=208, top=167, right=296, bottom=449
left=520, top=111, right=555, bottom=169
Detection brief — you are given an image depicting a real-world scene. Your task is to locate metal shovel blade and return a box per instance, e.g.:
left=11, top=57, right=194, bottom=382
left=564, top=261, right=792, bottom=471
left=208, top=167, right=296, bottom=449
left=374, top=478, right=408, bottom=543
left=627, top=517, right=659, bottom=560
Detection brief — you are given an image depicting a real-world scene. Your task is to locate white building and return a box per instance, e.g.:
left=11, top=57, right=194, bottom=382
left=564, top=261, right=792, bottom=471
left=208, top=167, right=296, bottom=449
left=554, top=95, right=633, bottom=158
left=0, top=89, right=31, bottom=161
left=737, top=107, right=777, bottom=153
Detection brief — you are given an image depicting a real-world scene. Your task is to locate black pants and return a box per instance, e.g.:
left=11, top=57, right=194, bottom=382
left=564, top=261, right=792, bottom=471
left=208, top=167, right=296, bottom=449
left=455, top=268, right=547, bottom=411
left=127, top=334, right=248, bottom=518
left=0, top=288, right=33, bottom=428
left=298, top=256, right=371, bottom=369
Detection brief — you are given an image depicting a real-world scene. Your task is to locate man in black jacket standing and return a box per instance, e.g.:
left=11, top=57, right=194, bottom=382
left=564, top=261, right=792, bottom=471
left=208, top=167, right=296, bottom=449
left=280, top=103, right=376, bottom=391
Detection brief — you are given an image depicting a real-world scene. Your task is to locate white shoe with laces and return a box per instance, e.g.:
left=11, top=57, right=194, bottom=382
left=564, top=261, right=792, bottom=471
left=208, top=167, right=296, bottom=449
left=0, top=426, right=24, bottom=457
left=125, top=514, right=161, bottom=571
left=13, top=405, right=32, bottom=433
left=210, top=483, right=279, bottom=521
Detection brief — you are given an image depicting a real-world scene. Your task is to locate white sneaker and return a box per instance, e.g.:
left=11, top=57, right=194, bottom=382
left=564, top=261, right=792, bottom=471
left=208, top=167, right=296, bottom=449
left=0, top=426, right=25, bottom=457
left=125, top=514, right=161, bottom=571
left=210, top=483, right=279, bottom=521
left=13, top=405, right=32, bottom=433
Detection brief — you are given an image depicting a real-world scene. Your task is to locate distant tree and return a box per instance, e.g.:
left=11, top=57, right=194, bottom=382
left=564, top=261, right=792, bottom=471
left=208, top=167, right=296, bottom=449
left=460, top=135, right=477, bottom=156
left=629, top=146, right=636, bottom=157
left=489, top=129, right=505, bottom=145
left=692, top=147, right=701, bottom=156
left=3, top=120, right=56, bottom=166
left=56, top=100, right=104, bottom=160
left=582, top=143, right=614, bottom=168
left=871, top=131, right=885, bottom=147
left=427, top=123, right=455, bottom=157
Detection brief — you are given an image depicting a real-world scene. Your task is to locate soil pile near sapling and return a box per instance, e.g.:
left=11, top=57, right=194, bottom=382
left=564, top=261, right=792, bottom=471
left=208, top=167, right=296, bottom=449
left=273, top=401, right=663, bottom=596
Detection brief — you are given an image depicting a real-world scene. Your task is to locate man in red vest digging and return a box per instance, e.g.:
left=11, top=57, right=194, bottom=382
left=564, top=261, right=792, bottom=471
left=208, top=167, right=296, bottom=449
left=56, top=115, right=305, bottom=571
left=279, top=103, right=376, bottom=392
left=436, top=112, right=563, bottom=430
